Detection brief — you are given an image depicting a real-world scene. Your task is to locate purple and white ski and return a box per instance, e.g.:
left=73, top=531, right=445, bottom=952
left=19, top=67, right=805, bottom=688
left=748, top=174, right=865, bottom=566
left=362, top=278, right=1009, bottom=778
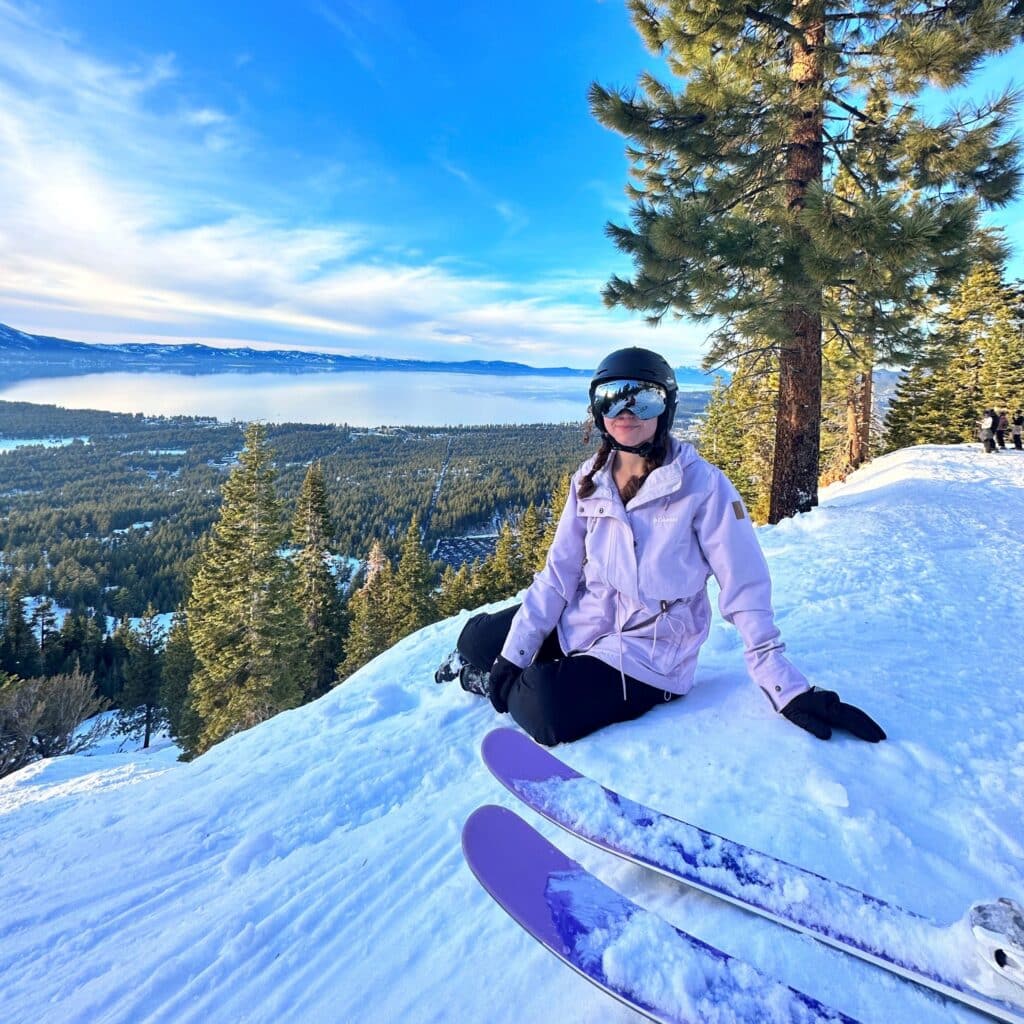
left=481, top=727, right=1024, bottom=1024
left=462, top=804, right=860, bottom=1024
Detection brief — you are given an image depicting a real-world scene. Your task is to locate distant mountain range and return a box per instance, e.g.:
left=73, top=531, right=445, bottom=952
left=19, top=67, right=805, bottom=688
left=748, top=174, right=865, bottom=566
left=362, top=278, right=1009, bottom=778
left=0, top=322, right=724, bottom=388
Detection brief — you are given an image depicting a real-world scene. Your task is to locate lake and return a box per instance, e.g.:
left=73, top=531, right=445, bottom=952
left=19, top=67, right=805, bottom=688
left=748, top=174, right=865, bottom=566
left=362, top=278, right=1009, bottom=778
left=0, top=436, right=85, bottom=453
left=0, top=369, right=709, bottom=427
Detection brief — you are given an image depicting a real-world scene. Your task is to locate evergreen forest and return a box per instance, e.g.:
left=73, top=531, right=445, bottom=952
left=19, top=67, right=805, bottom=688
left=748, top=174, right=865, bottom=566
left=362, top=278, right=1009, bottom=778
left=697, top=262, right=1024, bottom=521
left=0, top=399, right=601, bottom=768
left=0, top=401, right=593, bottom=617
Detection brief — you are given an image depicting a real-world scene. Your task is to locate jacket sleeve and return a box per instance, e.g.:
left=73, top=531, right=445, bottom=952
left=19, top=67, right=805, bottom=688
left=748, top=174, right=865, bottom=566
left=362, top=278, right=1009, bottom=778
left=692, top=468, right=809, bottom=711
left=500, top=474, right=586, bottom=669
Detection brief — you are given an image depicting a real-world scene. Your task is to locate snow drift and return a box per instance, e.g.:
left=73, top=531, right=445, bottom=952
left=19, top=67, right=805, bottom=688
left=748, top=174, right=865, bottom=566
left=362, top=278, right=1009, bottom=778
left=1, top=443, right=1022, bottom=1024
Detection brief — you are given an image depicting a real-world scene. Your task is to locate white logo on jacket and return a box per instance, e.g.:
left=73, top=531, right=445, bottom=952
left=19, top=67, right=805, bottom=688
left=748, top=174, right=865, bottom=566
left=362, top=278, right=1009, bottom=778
left=654, top=515, right=679, bottom=524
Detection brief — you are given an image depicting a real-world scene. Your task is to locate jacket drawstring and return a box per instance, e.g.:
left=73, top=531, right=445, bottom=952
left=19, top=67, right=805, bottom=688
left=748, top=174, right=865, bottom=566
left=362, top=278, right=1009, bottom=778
left=616, top=591, right=627, bottom=700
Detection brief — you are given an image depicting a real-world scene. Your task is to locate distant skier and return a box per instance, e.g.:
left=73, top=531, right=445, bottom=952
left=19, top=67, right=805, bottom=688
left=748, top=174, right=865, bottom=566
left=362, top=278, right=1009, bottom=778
left=996, top=411, right=1010, bottom=450
left=1012, top=410, right=1023, bottom=451
left=980, top=409, right=999, bottom=453
left=435, top=347, right=885, bottom=747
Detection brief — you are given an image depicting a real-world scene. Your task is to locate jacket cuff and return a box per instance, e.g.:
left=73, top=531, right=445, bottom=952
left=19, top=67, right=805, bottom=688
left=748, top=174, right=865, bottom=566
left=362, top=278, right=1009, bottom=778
left=752, top=651, right=810, bottom=712
left=730, top=609, right=810, bottom=711
left=499, top=643, right=533, bottom=670
left=500, top=616, right=540, bottom=669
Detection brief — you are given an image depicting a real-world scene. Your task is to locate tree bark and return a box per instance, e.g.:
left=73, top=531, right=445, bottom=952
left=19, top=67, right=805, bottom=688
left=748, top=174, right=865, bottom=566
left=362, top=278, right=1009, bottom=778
left=858, top=368, right=873, bottom=463
left=846, top=380, right=860, bottom=469
left=771, top=311, right=822, bottom=520
left=769, top=3, right=825, bottom=523
left=845, top=368, right=873, bottom=471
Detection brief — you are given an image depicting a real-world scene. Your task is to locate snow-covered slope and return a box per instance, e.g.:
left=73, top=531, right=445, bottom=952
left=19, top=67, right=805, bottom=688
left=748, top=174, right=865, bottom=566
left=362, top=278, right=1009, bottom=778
left=2, top=444, right=1023, bottom=1024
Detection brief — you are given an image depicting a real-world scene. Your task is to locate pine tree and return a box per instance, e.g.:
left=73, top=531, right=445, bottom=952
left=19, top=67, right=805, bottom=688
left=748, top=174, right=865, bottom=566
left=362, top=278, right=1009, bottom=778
left=51, top=612, right=103, bottom=679
left=514, top=504, right=545, bottom=585
left=96, top=622, right=130, bottom=703
left=485, top=522, right=522, bottom=601
left=467, top=556, right=497, bottom=607
left=918, top=339, right=984, bottom=444
left=883, top=262, right=1024, bottom=449
left=30, top=598, right=59, bottom=674
left=882, top=363, right=933, bottom=451
left=186, top=423, right=307, bottom=754
left=0, top=577, right=40, bottom=680
left=363, top=540, right=390, bottom=585
left=390, top=516, right=436, bottom=644
left=540, top=473, right=572, bottom=563
left=437, top=563, right=474, bottom=619
left=818, top=345, right=865, bottom=485
left=290, top=462, right=344, bottom=699
left=118, top=609, right=167, bottom=749
left=955, top=263, right=1024, bottom=408
left=338, top=542, right=395, bottom=679
left=591, top=1, right=1022, bottom=521
left=698, top=362, right=776, bottom=521
left=161, top=613, right=202, bottom=756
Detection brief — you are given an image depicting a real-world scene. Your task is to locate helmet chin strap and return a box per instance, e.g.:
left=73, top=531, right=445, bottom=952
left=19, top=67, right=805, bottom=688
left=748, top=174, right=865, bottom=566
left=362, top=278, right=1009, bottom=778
left=602, top=432, right=656, bottom=457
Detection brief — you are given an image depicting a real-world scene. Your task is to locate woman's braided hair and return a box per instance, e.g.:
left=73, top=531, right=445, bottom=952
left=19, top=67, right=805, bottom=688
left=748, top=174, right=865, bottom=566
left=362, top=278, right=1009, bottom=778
left=577, top=424, right=668, bottom=502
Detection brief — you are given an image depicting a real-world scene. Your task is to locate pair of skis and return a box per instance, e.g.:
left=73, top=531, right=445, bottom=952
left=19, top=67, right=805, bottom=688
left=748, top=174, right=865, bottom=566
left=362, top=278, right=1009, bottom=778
left=462, top=727, right=1024, bottom=1024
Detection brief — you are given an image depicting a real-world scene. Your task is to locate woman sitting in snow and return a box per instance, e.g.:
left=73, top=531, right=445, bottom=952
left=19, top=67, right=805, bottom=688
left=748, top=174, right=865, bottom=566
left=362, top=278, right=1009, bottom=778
left=435, top=347, right=885, bottom=748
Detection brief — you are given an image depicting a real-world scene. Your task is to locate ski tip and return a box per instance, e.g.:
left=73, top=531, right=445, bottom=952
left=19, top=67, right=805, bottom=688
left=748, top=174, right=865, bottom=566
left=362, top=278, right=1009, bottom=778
left=461, top=803, right=510, bottom=861
left=461, top=804, right=582, bottom=949
left=481, top=726, right=519, bottom=758
left=480, top=728, right=582, bottom=787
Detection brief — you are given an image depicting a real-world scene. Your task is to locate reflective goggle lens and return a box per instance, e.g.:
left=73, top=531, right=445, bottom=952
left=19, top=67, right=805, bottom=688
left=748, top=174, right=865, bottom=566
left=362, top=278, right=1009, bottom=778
left=592, top=379, right=667, bottom=421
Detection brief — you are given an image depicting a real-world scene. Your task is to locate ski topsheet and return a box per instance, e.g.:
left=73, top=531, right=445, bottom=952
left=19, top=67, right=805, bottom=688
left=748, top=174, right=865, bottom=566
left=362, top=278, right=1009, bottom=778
left=481, top=727, right=1024, bottom=1024
left=462, top=804, right=860, bottom=1024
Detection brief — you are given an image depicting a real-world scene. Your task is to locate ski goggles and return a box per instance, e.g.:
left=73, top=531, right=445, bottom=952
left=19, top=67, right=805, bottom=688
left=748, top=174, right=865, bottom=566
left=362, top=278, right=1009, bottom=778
left=591, top=379, right=668, bottom=421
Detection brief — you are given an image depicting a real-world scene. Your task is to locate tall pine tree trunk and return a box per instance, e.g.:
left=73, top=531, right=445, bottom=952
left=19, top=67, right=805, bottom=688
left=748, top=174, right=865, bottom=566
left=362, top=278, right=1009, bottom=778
left=857, top=368, right=873, bottom=464
left=846, top=382, right=860, bottom=469
left=845, top=369, right=873, bottom=470
left=769, top=3, right=825, bottom=523
left=772, top=315, right=822, bottom=520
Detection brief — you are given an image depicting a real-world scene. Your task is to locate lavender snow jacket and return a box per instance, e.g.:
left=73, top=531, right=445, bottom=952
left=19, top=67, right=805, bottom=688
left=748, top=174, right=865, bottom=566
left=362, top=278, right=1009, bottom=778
left=500, top=439, right=810, bottom=711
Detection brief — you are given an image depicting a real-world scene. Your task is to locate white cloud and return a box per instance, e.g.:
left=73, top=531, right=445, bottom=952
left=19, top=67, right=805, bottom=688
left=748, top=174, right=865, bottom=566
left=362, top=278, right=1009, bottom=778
left=183, top=108, right=230, bottom=127
left=0, top=2, right=712, bottom=368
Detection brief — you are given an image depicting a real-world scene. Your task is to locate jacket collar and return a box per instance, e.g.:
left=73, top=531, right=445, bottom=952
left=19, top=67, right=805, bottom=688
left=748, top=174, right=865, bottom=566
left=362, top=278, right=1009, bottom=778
left=585, top=438, right=688, bottom=509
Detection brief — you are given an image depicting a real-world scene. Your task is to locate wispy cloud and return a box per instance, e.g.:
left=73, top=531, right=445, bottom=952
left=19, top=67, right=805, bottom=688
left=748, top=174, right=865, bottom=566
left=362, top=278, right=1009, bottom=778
left=313, top=0, right=433, bottom=69
left=438, top=156, right=530, bottom=235
left=312, top=2, right=377, bottom=75
left=0, top=2, right=710, bottom=367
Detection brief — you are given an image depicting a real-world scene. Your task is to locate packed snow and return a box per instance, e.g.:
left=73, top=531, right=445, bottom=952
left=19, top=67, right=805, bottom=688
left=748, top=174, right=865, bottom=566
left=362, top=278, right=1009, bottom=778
left=1, top=443, right=1023, bottom=1024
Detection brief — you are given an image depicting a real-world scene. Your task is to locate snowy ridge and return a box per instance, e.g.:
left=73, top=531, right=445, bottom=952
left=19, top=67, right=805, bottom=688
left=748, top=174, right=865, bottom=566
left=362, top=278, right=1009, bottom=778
left=1, top=444, right=1023, bottom=1024
left=0, top=320, right=723, bottom=386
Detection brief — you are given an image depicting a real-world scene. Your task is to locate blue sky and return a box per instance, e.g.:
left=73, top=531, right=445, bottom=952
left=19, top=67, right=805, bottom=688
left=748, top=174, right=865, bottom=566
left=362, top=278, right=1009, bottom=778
left=1, top=1, right=1022, bottom=368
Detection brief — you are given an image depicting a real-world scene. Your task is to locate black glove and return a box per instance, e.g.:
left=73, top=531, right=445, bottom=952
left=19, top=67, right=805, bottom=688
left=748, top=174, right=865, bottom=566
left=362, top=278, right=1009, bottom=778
left=488, top=656, right=521, bottom=714
left=782, top=688, right=886, bottom=742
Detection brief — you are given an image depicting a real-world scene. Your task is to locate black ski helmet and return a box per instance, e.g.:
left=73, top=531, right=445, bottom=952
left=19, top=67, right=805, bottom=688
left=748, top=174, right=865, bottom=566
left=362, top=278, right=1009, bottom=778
left=590, top=347, right=678, bottom=447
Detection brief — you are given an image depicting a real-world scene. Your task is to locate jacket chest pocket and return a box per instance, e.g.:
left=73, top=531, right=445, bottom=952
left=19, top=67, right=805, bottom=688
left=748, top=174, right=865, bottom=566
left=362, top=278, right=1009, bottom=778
left=638, top=529, right=703, bottom=599
left=576, top=510, right=621, bottom=592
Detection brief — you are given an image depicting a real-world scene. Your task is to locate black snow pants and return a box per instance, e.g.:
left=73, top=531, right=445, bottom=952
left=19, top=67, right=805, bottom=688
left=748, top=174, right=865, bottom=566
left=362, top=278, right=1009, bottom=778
left=456, top=604, right=678, bottom=746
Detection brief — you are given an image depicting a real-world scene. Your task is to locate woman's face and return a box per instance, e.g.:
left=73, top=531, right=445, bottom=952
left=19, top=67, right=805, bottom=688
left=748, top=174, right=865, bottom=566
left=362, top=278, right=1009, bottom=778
left=604, top=409, right=659, bottom=449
